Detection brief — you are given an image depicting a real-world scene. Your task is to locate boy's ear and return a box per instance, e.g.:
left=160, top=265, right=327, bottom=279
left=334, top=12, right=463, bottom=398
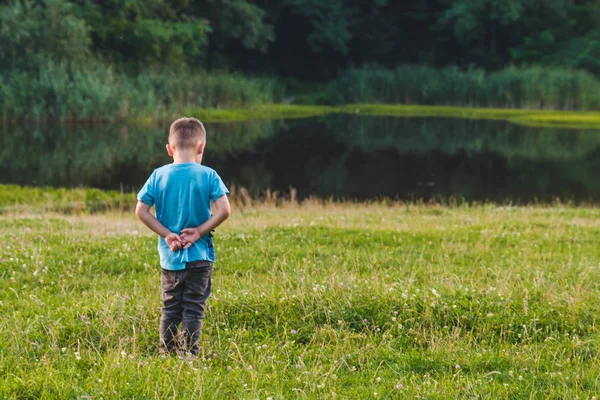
left=166, top=143, right=174, bottom=156
left=197, top=141, right=206, bottom=155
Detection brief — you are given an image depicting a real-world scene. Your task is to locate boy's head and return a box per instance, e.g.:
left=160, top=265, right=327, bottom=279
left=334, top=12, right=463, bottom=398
left=168, top=117, right=206, bottom=151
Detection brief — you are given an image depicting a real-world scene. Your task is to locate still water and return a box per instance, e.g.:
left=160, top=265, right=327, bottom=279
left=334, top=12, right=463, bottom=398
left=2, top=115, right=600, bottom=203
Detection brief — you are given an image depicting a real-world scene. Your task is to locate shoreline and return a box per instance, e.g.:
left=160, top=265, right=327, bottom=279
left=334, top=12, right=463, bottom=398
left=4, top=104, right=600, bottom=129
left=2, top=184, right=599, bottom=213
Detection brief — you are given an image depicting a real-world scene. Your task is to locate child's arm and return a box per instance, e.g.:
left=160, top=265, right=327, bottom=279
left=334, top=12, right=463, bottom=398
left=135, top=201, right=184, bottom=251
left=180, top=194, right=231, bottom=248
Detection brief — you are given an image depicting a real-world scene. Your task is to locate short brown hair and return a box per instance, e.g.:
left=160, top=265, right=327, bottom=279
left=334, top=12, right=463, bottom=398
left=169, top=117, right=206, bottom=148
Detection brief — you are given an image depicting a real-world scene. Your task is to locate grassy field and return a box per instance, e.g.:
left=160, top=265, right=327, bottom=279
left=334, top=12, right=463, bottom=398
left=2, top=194, right=600, bottom=398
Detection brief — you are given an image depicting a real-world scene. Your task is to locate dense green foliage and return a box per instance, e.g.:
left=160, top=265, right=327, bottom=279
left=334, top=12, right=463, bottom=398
left=7, top=64, right=600, bottom=120
left=2, top=202, right=600, bottom=397
left=3, top=0, right=600, bottom=77
left=0, top=64, right=280, bottom=120
left=0, top=0, right=281, bottom=120
left=3, top=0, right=600, bottom=116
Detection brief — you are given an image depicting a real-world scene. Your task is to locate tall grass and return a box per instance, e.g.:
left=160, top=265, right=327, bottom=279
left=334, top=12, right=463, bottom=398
left=333, top=65, right=600, bottom=110
left=0, top=185, right=135, bottom=213
left=0, top=62, right=282, bottom=121
left=4, top=62, right=600, bottom=121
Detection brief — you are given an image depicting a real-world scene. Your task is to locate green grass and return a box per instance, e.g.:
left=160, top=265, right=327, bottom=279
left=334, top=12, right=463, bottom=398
left=0, top=184, right=135, bottom=213
left=509, top=114, right=600, bottom=129
left=184, top=104, right=334, bottom=122
left=3, top=187, right=600, bottom=398
left=185, top=103, right=600, bottom=129
left=340, top=104, right=600, bottom=129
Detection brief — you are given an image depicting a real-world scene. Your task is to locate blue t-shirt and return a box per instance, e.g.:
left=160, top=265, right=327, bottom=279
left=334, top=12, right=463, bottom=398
left=137, top=162, right=229, bottom=270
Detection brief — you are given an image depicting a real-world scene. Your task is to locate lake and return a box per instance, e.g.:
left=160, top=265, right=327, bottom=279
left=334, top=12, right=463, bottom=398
left=2, top=115, right=600, bottom=203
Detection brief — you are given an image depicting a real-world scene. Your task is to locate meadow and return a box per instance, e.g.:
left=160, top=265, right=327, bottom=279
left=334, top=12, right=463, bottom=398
left=2, top=187, right=600, bottom=398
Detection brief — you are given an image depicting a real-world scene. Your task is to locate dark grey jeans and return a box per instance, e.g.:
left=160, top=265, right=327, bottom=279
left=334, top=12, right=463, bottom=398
left=160, top=261, right=212, bottom=355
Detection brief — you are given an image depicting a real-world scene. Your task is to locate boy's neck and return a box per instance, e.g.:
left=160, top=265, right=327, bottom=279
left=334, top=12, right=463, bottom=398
left=172, top=149, right=201, bottom=164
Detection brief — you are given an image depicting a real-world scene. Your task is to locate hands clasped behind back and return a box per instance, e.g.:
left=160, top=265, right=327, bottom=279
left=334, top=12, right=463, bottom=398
left=166, top=228, right=202, bottom=252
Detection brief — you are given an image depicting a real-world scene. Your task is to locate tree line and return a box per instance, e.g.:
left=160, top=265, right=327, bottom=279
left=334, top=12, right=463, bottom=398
left=2, top=0, right=600, bottom=80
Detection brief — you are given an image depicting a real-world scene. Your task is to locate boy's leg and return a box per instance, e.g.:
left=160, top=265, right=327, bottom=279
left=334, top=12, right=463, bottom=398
left=181, top=261, right=212, bottom=355
left=160, top=269, right=184, bottom=354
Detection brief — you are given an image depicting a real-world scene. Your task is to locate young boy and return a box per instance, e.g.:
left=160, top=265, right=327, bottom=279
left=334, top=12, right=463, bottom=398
left=135, top=117, right=230, bottom=356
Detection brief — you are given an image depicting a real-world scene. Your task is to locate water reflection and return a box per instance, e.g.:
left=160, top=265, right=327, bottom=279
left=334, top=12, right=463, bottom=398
left=326, top=115, right=600, bottom=160
left=1, top=116, right=600, bottom=202
left=0, top=119, right=276, bottom=189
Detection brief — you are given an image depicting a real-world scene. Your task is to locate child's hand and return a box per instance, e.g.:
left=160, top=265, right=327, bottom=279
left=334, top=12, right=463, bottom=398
left=165, top=232, right=184, bottom=252
left=169, top=241, right=185, bottom=251
left=180, top=228, right=200, bottom=249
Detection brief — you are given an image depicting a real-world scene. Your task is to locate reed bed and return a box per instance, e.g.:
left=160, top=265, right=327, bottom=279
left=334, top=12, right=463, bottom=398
left=0, top=62, right=280, bottom=121
left=333, top=65, right=600, bottom=110
left=4, top=64, right=600, bottom=124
